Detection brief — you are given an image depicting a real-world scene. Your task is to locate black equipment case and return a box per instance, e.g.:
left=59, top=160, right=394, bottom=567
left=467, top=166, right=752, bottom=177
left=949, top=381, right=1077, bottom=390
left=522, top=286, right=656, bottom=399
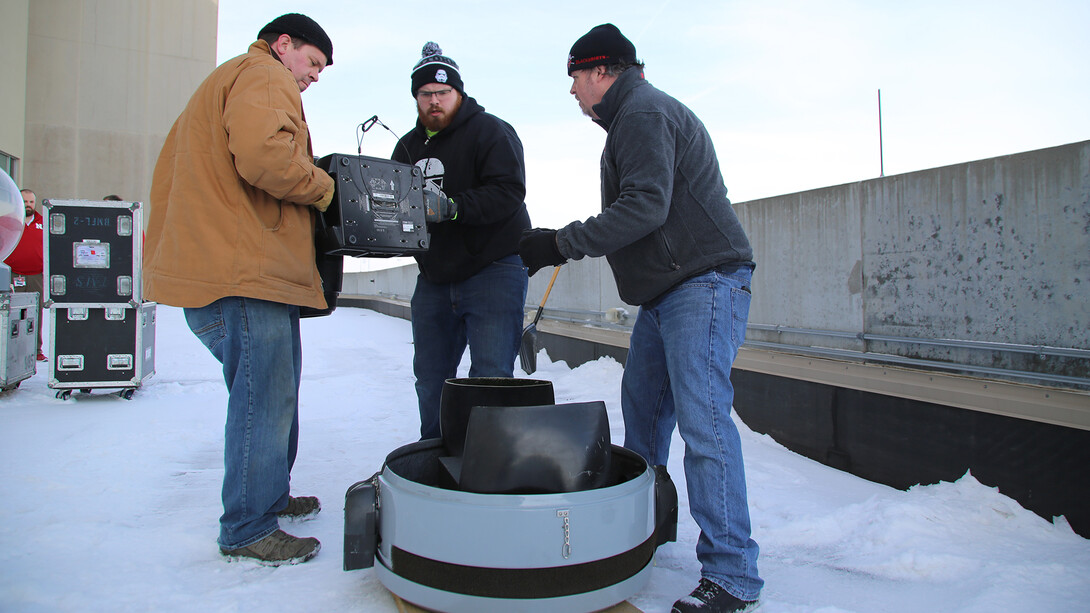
left=48, top=302, right=156, bottom=400
left=42, top=199, right=143, bottom=306
left=42, top=199, right=155, bottom=399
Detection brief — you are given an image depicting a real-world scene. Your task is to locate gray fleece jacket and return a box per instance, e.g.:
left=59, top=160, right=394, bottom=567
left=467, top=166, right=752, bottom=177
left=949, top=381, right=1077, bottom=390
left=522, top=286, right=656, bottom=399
left=556, top=68, right=753, bottom=306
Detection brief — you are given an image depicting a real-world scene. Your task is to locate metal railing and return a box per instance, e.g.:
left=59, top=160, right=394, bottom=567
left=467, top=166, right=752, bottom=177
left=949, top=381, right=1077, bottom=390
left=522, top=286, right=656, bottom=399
left=747, top=323, right=1090, bottom=362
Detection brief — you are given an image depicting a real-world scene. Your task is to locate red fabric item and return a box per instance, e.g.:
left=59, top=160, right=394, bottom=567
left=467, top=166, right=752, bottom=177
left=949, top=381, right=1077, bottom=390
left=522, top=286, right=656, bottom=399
left=4, top=211, right=43, bottom=275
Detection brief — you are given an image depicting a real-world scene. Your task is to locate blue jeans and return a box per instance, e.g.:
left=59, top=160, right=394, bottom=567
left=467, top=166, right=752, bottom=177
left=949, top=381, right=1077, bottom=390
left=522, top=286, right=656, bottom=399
left=184, top=297, right=302, bottom=550
left=411, top=255, right=529, bottom=439
left=621, top=266, right=763, bottom=601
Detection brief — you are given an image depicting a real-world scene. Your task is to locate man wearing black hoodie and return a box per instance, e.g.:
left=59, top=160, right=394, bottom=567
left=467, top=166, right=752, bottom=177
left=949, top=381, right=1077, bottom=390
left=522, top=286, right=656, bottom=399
left=393, top=43, right=531, bottom=440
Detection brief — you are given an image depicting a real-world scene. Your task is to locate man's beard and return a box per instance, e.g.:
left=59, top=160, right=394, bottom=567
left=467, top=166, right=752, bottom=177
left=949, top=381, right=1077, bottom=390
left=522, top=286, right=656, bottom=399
left=418, top=96, right=462, bottom=132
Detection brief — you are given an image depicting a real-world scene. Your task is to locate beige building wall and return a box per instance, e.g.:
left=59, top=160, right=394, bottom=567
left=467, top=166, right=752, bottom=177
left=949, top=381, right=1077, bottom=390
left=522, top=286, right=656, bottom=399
left=0, top=0, right=31, bottom=182
left=18, top=0, right=217, bottom=208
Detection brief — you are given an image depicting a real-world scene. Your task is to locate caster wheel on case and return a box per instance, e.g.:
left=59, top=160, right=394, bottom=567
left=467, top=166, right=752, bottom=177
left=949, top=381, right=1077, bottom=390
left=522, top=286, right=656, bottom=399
left=120, top=389, right=136, bottom=400
left=56, top=390, right=72, bottom=400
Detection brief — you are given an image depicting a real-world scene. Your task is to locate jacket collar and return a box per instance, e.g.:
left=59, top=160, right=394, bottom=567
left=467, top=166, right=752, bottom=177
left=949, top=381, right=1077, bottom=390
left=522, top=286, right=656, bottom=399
left=249, top=39, right=276, bottom=60
left=591, top=68, right=646, bottom=131
left=247, top=40, right=293, bottom=79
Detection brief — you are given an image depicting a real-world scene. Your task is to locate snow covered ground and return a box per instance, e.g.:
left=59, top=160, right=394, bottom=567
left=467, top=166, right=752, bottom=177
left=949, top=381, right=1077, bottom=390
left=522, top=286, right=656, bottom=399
left=2, top=305, right=1087, bottom=612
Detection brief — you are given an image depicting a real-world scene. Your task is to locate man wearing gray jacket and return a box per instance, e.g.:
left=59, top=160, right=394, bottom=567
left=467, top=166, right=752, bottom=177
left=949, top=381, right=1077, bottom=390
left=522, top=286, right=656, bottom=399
left=518, top=23, right=762, bottom=613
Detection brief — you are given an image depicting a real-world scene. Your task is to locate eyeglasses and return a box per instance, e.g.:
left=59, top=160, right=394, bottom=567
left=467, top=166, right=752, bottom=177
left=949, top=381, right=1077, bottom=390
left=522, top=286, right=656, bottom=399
left=416, top=88, right=454, bottom=101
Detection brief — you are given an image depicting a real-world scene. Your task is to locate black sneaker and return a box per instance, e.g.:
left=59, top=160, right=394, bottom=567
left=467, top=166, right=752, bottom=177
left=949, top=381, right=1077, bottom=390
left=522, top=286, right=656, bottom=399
left=220, top=529, right=320, bottom=566
left=672, top=578, right=759, bottom=613
left=277, top=495, right=321, bottom=520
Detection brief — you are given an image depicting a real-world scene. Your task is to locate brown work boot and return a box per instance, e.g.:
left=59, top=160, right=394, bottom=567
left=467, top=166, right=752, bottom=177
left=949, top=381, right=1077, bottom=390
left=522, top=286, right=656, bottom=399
left=220, top=529, right=320, bottom=566
left=277, top=495, right=321, bottom=520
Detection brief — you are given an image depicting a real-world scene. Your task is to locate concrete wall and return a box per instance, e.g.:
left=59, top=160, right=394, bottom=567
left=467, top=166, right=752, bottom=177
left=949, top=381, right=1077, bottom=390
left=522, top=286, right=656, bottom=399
left=859, top=143, right=1089, bottom=374
left=15, top=0, right=217, bottom=208
left=738, top=180, right=866, bottom=351
left=736, top=139, right=1089, bottom=379
left=0, top=0, right=31, bottom=180
left=346, top=140, right=1090, bottom=382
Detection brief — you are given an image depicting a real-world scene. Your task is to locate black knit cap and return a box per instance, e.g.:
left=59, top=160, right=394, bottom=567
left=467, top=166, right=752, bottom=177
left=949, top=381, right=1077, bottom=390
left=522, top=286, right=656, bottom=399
left=258, top=13, right=334, bottom=66
left=411, top=42, right=463, bottom=96
left=567, top=23, right=635, bottom=75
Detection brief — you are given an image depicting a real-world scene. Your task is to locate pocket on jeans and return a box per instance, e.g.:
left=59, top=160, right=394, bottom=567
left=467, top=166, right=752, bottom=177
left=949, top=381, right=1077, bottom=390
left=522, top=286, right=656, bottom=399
left=730, top=285, right=752, bottom=345
left=185, top=305, right=227, bottom=352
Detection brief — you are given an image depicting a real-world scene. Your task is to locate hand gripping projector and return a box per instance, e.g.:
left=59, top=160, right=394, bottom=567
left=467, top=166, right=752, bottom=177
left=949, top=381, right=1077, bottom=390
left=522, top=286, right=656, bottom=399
left=344, top=378, right=678, bottom=613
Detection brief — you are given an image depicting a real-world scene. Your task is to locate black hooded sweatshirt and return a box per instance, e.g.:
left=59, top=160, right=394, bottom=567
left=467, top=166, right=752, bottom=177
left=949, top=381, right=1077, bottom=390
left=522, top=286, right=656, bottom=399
left=392, top=95, right=530, bottom=283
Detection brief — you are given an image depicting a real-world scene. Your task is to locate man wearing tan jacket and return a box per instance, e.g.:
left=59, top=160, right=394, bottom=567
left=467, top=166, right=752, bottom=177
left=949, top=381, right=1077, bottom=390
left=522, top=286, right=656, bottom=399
left=143, top=13, right=335, bottom=566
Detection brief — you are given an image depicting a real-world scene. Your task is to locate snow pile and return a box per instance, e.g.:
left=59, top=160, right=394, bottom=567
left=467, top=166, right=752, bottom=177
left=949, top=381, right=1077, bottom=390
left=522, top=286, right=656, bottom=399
left=1, top=305, right=1087, bottom=612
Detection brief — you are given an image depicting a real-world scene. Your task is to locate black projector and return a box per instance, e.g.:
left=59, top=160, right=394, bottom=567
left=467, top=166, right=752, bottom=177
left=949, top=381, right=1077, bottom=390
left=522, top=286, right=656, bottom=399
left=315, top=153, right=429, bottom=257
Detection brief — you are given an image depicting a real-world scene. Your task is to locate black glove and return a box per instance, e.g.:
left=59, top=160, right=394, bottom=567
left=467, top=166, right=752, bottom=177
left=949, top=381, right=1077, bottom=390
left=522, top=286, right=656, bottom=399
left=519, top=228, right=566, bottom=276
left=424, top=191, right=457, bottom=223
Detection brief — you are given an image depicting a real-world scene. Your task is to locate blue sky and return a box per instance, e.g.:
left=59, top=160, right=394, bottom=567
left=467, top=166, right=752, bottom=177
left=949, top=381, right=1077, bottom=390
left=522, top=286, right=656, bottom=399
left=217, top=0, right=1090, bottom=240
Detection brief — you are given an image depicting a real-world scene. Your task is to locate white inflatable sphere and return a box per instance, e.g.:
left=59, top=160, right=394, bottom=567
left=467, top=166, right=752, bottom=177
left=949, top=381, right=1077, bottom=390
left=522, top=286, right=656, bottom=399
left=0, top=168, right=24, bottom=261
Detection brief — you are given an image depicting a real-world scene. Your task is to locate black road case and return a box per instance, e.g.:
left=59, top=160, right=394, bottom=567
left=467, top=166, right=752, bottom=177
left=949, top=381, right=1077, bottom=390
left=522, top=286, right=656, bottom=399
left=42, top=199, right=143, bottom=306
left=48, top=302, right=156, bottom=399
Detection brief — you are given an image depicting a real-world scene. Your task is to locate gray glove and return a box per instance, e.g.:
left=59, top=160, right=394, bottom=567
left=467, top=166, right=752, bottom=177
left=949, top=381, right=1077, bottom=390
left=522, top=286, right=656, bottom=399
left=424, top=191, right=458, bottom=223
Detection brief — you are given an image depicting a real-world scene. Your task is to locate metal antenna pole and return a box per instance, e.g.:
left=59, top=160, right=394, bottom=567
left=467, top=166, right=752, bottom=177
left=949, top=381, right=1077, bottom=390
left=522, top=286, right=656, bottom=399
left=878, top=89, right=885, bottom=177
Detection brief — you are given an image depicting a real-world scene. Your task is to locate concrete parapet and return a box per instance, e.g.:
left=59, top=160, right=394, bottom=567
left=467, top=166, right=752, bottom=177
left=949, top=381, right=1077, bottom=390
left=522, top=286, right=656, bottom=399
left=345, top=140, right=1089, bottom=389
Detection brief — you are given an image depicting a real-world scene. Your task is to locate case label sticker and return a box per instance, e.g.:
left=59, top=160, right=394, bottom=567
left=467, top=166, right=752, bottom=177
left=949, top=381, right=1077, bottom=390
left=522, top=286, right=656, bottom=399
left=73, top=242, right=110, bottom=269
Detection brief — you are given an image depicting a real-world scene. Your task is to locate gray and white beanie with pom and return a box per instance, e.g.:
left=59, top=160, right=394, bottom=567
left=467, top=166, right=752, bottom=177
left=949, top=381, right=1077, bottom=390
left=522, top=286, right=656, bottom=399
left=411, top=42, right=464, bottom=96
